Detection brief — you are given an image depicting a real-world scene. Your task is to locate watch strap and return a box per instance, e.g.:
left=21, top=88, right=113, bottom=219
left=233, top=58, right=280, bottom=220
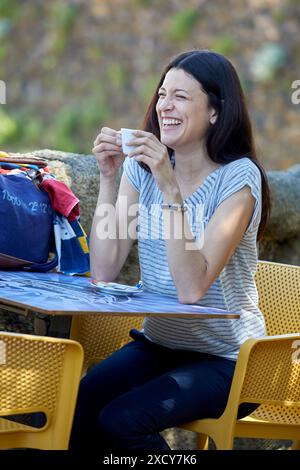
left=160, top=203, right=187, bottom=212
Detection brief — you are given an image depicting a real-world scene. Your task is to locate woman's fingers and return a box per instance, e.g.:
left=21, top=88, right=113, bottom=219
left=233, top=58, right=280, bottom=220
left=132, top=130, right=152, bottom=139
left=131, top=154, right=154, bottom=167
left=92, top=142, right=122, bottom=154
left=127, top=133, right=159, bottom=153
left=93, top=134, right=117, bottom=147
left=128, top=144, right=151, bottom=158
left=128, top=142, right=163, bottom=161
left=94, top=127, right=120, bottom=147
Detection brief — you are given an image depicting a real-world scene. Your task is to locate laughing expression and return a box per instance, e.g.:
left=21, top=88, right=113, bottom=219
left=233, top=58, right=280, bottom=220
left=156, top=68, right=215, bottom=152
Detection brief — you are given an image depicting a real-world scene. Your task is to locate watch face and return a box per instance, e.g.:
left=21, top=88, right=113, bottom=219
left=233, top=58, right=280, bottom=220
left=90, top=280, right=144, bottom=296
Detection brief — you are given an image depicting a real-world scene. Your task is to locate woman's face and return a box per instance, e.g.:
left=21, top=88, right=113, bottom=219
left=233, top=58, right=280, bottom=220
left=156, top=68, right=216, bottom=151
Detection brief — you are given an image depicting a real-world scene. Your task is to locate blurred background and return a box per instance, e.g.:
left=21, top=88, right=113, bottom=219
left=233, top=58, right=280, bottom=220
left=0, top=0, right=299, bottom=170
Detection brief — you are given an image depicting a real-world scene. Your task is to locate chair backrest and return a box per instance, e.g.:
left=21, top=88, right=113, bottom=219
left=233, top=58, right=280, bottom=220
left=0, top=332, right=83, bottom=450
left=255, top=260, right=300, bottom=335
left=70, top=314, right=143, bottom=373
left=237, top=334, right=300, bottom=426
left=240, top=335, right=300, bottom=405
left=234, top=261, right=300, bottom=430
left=209, top=333, right=300, bottom=450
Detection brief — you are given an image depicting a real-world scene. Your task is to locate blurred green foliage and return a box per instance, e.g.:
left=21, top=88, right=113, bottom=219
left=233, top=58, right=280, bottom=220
left=41, top=55, right=57, bottom=71
left=0, top=0, right=298, bottom=170
left=0, top=108, right=45, bottom=150
left=212, top=35, right=236, bottom=55
left=52, top=3, right=78, bottom=30
left=0, top=109, right=18, bottom=145
left=50, top=4, right=79, bottom=53
left=107, top=64, right=128, bottom=91
left=48, top=96, right=111, bottom=153
left=167, top=9, right=200, bottom=42
left=0, top=41, right=7, bottom=62
left=138, top=74, right=159, bottom=108
left=0, top=0, right=19, bottom=19
left=133, top=0, right=155, bottom=6
left=0, top=98, right=110, bottom=153
left=272, top=11, right=286, bottom=24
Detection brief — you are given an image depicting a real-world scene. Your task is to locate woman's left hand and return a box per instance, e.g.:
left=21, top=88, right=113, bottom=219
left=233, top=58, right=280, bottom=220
left=127, top=130, right=177, bottom=193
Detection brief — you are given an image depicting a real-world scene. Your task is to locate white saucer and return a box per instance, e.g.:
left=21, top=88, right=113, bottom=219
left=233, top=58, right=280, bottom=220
left=91, top=280, right=143, bottom=296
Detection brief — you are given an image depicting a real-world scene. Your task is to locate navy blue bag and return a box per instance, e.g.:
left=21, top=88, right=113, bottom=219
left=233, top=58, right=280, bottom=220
left=0, top=171, right=57, bottom=271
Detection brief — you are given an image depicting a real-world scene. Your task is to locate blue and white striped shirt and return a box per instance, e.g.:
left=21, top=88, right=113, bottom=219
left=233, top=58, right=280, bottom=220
left=123, top=154, right=266, bottom=360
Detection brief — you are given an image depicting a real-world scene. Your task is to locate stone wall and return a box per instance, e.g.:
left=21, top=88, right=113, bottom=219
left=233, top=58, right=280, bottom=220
left=259, top=165, right=300, bottom=265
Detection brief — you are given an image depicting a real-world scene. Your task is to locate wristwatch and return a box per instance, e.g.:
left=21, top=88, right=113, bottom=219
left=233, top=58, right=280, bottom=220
left=160, top=203, right=187, bottom=212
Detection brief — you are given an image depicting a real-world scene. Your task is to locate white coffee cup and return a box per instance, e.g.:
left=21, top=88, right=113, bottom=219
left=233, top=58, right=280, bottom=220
left=121, top=128, right=138, bottom=155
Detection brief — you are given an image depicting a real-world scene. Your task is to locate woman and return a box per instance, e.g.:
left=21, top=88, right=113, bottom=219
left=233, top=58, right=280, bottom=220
left=70, top=50, right=271, bottom=451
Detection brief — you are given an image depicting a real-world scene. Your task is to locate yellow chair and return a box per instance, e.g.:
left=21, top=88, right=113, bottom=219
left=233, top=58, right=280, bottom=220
left=70, top=314, right=143, bottom=374
left=255, top=260, right=300, bottom=335
left=0, top=332, right=83, bottom=450
left=181, top=260, right=300, bottom=449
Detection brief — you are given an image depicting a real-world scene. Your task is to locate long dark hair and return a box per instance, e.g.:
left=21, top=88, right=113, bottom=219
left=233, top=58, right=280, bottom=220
left=140, top=49, right=271, bottom=241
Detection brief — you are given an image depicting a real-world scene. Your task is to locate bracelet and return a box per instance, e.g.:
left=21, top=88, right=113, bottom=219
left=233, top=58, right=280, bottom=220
left=161, top=203, right=187, bottom=212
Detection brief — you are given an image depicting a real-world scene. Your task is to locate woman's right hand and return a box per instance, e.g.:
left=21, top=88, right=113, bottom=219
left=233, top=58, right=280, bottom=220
left=92, top=127, right=125, bottom=180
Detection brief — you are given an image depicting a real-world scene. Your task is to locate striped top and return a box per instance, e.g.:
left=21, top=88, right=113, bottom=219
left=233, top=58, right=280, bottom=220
left=123, top=154, right=266, bottom=360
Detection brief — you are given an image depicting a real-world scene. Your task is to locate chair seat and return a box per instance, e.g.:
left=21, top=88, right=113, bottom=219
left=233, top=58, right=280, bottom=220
left=0, top=417, right=36, bottom=433
left=240, top=404, right=300, bottom=426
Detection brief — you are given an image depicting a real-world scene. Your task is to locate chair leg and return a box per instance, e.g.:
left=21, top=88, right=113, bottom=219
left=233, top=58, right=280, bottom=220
left=292, top=440, right=300, bottom=450
left=213, top=434, right=234, bottom=450
left=196, top=433, right=209, bottom=450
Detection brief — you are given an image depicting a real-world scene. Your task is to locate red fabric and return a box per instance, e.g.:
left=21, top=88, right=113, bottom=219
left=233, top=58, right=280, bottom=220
left=41, top=178, right=80, bottom=221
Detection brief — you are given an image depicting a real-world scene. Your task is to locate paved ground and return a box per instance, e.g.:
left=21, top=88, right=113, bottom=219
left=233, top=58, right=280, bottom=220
left=162, top=428, right=292, bottom=450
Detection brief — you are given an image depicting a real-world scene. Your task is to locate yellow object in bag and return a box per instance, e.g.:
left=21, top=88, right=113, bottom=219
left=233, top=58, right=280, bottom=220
left=0, top=151, right=9, bottom=158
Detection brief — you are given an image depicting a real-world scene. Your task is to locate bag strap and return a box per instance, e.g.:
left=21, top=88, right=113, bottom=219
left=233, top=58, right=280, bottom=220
left=0, top=153, right=48, bottom=168
left=23, top=252, right=58, bottom=272
left=24, top=169, right=58, bottom=272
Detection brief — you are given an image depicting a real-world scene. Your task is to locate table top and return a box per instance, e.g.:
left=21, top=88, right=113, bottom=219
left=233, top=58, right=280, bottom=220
left=0, top=270, right=240, bottom=319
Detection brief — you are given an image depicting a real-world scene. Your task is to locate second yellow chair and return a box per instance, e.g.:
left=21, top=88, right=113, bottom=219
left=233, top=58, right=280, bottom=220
left=0, top=332, right=83, bottom=450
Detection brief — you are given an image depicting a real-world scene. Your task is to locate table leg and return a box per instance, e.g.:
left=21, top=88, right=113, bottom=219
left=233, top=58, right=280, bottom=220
left=33, top=314, right=50, bottom=336
left=33, top=314, right=71, bottom=338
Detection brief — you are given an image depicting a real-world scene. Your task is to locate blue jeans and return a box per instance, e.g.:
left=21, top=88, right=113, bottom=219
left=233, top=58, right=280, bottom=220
left=69, top=329, right=255, bottom=452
